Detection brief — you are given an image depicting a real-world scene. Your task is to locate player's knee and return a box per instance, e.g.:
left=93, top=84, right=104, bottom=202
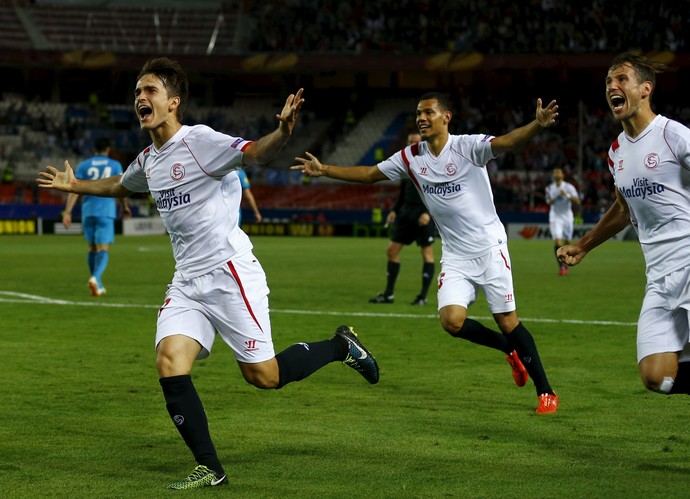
left=440, top=315, right=465, bottom=335
left=639, top=355, right=678, bottom=394
left=155, top=355, right=171, bottom=376
left=156, top=352, right=186, bottom=378
left=642, top=374, right=674, bottom=394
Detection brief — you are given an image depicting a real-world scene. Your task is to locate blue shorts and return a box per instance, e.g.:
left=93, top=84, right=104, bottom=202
left=83, top=216, right=115, bottom=245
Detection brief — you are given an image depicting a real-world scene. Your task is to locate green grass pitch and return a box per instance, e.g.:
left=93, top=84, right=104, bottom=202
left=1, top=234, right=689, bottom=498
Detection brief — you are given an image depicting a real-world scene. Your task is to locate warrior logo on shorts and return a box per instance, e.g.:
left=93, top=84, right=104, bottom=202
left=245, top=340, right=258, bottom=352
left=644, top=153, right=659, bottom=170
left=171, top=162, right=185, bottom=181
left=173, top=415, right=185, bottom=426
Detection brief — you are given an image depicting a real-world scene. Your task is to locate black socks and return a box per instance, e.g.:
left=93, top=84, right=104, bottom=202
left=505, top=322, right=553, bottom=396
left=451, top=318, right=512, bottom=353
left=384, top=261, right=400, bottom=296
left=670, top=362, right=690, bottom=394
left=452, top=319, right=554, bottom=396
left=420, top=262, right=435, bottom=299
left=275, top=339, right=344, bottom=389
left=160, top=375, right=224, bottom=475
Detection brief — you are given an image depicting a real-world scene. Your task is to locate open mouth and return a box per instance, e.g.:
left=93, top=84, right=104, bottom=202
left=138, top=105, right=153, bottom=120
left=610, top=95, right=625, bottom=111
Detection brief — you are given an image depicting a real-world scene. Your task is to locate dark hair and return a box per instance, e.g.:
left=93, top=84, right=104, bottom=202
left=94, top=137, right=110, bottom=153
left=609, top=52, right=666, bottom=101
left=419, top=91, right=455, bottom=115
left=138, top=57, right=189, bottom=121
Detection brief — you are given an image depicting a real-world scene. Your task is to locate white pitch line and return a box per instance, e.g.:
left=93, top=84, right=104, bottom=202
left=0, top=291, right=637, bottom=327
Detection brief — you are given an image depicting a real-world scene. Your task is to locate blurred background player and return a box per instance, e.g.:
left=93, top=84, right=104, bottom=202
left=236, top=169, right=262, bottom=224
left=62, top=137, right=131, bottom=296
left=369, top=132, right=436, bottom=305
left=545, top=167, right=580, bottom=275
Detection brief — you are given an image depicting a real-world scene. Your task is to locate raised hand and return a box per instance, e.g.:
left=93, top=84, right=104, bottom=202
left=276, top=88, right=305, bottom=135
left=536, top=98, right=559, bottom=128
left=36, top=160, right=76, bottom=192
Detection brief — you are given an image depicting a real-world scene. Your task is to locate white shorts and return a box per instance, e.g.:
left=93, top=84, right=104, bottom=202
left=637, top=265, right=690, bottom=363
left=156, top=251, right=275, bottom=363
left=550, top=218, right=573, bottom=241
left=437, top=244, right=516, bottom=314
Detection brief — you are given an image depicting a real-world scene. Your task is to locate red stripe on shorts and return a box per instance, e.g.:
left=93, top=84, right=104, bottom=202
left=226, top=260, right=264, bottom=334
left=499, top=249, right=511, bottom=270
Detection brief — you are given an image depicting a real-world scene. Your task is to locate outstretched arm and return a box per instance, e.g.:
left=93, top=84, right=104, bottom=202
left=491, top=98, right=558, bottom=154
left=243, top=89, right=305, bottom=166
left=291, top=152, right=388, bottom=184
left=557, top=190, right=630, bottom=266
left=37, top=160, right=132, bottom=198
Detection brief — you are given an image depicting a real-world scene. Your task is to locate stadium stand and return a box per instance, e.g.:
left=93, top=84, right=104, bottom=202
left=323, top=98, right=410, bottom=167
left=19, top=2, right=239, bottom=56
left=0, top=0, right=688, bottom=220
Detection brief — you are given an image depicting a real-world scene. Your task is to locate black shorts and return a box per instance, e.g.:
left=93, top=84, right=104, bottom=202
left=391, top=214, right=436, bottom=247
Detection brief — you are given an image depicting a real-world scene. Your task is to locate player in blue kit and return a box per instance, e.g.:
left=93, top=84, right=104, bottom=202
left=235, top=168, right=262, bottom=224
left=62, top=137, right=131, bottom=296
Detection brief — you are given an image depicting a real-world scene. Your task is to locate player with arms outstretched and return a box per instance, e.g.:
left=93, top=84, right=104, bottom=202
left=38, top=57, right=379, bottom=490
left=559, top=52, right=690, bottom=397
left=294, top=92, right=560, bottom=413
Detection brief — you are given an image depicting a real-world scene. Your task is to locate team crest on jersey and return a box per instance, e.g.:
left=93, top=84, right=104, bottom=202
left=644, top=153, right=659, bottom=169
left=445, top=163, right=457, bottom=176
left=171, top=163, right=185, bottom=181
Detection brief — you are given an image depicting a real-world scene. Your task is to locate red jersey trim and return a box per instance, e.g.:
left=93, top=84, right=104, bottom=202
left=401, top=146, right=423, bottom=192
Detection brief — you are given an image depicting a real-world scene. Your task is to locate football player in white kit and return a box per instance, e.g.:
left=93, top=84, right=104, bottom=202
left=37, top=57, right=379, bottom=490
left=293, top=92, right=560, bottom=414
left=545, top=167, right=580, bottom=275
left=559, top=53, right=690, bottom=398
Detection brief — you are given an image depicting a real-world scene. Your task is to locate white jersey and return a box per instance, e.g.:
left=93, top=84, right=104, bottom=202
left=545, top=181, right=578, bottom=223
left=607, top=115, right=690, bottom=281
left=378, top=134, right=506, bottom=259
left=121, top=124, right=254, bottom=279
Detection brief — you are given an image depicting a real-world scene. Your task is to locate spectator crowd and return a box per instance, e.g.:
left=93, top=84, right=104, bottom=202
left=247, top=0, right=687, bottom=55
